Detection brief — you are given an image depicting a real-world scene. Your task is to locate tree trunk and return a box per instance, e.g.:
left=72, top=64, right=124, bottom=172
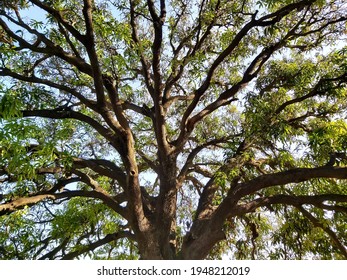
left=132, top=155, right=179, bottom=259
left=180, top=219, right=226, bottom=259
left=155, top=154, right=178, bottom=259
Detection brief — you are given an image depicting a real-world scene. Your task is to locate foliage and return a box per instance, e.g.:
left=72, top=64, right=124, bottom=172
left=0, top=0, right=347, bottom=259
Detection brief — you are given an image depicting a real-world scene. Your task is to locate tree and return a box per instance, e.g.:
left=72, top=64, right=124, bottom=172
left=0, top=0, right=347, bottom=260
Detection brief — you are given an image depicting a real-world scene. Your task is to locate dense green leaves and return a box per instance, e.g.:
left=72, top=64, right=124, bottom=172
left=1, top=0, right=347, bottom=259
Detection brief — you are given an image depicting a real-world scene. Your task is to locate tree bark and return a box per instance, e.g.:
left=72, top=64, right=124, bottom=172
left=180, top=219, right=225, bottom=259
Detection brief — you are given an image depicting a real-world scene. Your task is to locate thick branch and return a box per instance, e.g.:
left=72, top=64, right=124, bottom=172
left=235, top=194, right=347, bottom=215
left=82, top=0, right=106, bottom=105
left=0, top=189, right=126, bottom=218
left=39, top=238, right=69, bottom=260
left=20, top=109, right=123, bottom=151
left=275, top=73, right=347, bottom=114
left=61, top=231, right=135, bottom=260
left=73, top=158, right=126, bottom=188
left=214, top=166, right=347, bottom=223
left=0, top=17, right=92, bottom=75
left=194, top=140, right=249, bottom=219
left=147, top=0, right=166, bottom=98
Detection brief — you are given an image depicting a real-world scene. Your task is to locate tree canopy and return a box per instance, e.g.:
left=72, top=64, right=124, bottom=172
left=0, top=0, right=347, bottom=260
